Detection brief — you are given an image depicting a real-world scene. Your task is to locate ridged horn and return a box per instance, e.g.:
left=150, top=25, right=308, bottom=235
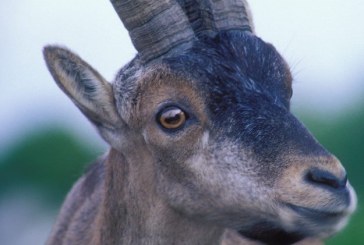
left=110, top=0, right=196, bottom=63
left=177, top=0, right=254, bottom=37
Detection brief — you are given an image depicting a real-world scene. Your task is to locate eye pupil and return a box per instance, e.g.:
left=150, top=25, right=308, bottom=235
left=164, top=109, right=182, bottom=124
left=159, top=107, right=186, bottom=129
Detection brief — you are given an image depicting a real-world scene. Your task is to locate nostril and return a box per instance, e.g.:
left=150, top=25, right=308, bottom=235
left=306, top=168, right=347, bottom=189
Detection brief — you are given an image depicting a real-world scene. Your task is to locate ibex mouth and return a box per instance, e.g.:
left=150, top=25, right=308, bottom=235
left=238, top=223, right=304, bottom=245
left=237, top=201, right=351, bottom=244
left=286, top=203, right=346, bottom=220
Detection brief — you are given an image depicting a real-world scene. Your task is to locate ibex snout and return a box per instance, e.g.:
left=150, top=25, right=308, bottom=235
left=276, top=153, right=357, bottom=239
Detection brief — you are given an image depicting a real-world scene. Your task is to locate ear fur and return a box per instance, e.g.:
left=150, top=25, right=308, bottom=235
left=43, top=45, right=125, bottom=146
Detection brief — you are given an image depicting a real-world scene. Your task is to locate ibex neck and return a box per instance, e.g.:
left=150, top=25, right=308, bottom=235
left=99, top=148, right=223, bottom=245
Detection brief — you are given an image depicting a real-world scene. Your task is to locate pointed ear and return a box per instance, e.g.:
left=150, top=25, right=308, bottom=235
left=43, top=45, right=125, bottom=145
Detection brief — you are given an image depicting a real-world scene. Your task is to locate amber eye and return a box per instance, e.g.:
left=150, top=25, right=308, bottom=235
left=158, top=107, right=187, bottom=129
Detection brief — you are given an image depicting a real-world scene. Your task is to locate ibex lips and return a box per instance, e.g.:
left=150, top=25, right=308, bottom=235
left=286, top=203, right=345, bottom=220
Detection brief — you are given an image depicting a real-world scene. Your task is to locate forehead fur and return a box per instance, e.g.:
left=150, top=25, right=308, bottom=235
left=113, top=31, right=292, bottom=118
left=166, top=31, right=293, bottom=108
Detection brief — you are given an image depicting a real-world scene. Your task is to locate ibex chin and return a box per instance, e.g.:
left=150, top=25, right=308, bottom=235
left=43, top=0, right=357, bottom=244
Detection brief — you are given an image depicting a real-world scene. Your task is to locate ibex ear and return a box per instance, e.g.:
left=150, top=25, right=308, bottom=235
left=43, top=46, right=125, bottom=146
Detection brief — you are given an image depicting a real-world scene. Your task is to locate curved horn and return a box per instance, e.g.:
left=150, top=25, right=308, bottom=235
left=177, top=0, right=254, bottom=37
left=210, top=0, right=253, bottom=32
left=110, top=0, right=196, bottom=63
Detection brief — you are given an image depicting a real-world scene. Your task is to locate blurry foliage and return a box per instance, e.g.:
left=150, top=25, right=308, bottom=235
left=296, top=106, right=364, bottom=245
left=0, top=128, right=99, bottom=207
left=0, top=104, right=363, bottom=243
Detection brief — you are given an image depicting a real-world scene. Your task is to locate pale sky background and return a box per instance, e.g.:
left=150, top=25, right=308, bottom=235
left=0, top=0, right=364, bottom=155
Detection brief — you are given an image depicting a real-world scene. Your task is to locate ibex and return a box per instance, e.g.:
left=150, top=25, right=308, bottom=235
left=43, top=0, right=357, bottom=244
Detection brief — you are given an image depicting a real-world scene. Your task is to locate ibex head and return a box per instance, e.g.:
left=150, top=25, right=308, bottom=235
left=43, top=0, right=356, bottom=244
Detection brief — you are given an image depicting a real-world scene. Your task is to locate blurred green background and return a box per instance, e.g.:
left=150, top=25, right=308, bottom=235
left=297, top=107, right=364, bottom=244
